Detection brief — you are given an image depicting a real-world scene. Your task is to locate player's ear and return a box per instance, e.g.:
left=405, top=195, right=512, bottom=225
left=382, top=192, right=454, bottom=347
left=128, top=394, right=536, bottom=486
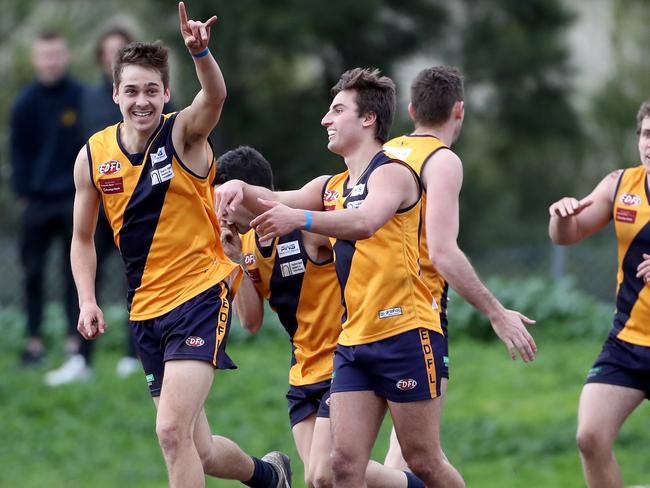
left=454, top=101, right=464, bottom=121
left=164, top=87, right=171, bottom=104
left=112, top=83, right=119, bottom=104
left=362, top=111, right=377, bottom=128
left=407, top=102, right=416, bottom=121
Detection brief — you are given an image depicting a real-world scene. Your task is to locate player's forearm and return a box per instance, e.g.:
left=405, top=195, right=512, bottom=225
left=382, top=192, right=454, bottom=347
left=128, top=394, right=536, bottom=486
left=70, top=236, right=99, bottom=307
left=308, top=208, right=377, bottom=240
left=431, top=246, right=505, bottom=320
left=549, top=215, right=582, bottom=245
left=233, top=277, right=264, bottom=333
left=193, top=53, right=226, bottom=108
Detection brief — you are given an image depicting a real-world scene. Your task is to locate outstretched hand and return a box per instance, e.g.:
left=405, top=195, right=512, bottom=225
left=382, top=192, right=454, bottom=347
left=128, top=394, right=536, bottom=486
left=251, top=199, right=302, bottom=242
left=548, top=197, right=593, bottom=218
left=179, top=1, right=217, bottom=54
left=490, top=309, right=537, bottom=362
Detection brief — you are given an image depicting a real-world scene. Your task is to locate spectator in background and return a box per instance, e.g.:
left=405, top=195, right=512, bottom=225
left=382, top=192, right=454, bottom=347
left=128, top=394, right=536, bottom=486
left=10, top=31, right=84, bottom=369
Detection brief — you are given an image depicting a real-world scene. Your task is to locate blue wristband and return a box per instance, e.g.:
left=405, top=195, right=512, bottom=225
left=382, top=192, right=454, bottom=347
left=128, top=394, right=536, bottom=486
left=191, top=48, right=210, bottom=58
left=304, top=211, right=313, bottom=231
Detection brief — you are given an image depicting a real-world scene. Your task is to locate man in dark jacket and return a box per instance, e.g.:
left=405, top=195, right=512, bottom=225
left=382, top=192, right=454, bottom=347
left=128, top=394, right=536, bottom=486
left=10, top=31, right=85, bottom=369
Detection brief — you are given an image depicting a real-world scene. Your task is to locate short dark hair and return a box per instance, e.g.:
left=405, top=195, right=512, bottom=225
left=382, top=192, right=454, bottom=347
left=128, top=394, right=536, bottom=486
left=215, top=146, right=274, bottom=190
left=411, top=66, right=464, bottom=126
left=113, top=41, right=169, bottom=89
left=36, top=31, right=65, bottom=43
left=96, top=26, right=135, bottom=65
left=331, top=68, right=396, bottom=144
left=637, top=101, right=650, bottom=135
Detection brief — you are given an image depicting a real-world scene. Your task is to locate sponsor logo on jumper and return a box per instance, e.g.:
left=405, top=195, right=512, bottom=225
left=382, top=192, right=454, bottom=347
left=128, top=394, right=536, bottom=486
left=99, top=177, right=124, bottom=194
left=379, top=307, right=402, bottom=319
left=619, top=193, right=642, bottom=206
left=151, top=163, right=174, bottom=186
left=145, top=373, right=155, bottom=384
left=396, top=378, right=417, bottom=391
left=98, top=160, right=122, bottom=175
left=277, top=240, right=300, bottom=258
left=323, top=189, right=340, bottom=202
left=280, top=259, right=306, bottom=277
left=244, top=253, right=256, bottom=266
left=615, top=208, right=637, bottom=223
left=350, top=183, right=365, bottom=197
left=185, top=336, right=205, bottom=347
left=346, top=200, right=364, bottom=209
left=150, top=146, right=168, bottom=164
left=383, top=145, right=413, bottom=161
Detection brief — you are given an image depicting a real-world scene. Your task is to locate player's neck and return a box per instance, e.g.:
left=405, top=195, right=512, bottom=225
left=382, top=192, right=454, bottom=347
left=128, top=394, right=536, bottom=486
left=119, top=122, right=158, bottom=155
left=343, top=139, right=383, bottom=183
left=411, top=123, right=454, bottom=147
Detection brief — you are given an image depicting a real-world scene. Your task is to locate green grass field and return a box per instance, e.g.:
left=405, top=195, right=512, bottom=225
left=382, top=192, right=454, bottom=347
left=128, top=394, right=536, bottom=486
left=1, top=306, right=649, bottom=487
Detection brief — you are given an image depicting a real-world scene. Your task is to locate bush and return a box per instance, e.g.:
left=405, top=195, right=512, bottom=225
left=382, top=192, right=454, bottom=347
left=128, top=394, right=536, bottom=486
left=447, top=276, right=613, bottom=341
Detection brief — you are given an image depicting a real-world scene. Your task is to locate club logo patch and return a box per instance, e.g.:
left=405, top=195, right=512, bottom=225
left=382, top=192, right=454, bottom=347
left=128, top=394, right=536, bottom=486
left=280, top=259, right=306, bottom=277
left=346, top=200, right=364, bottom=209
left=379, top=307, right=403, bottom=319
left=185, top=336, right=205, bottom=347
left=151, top=163, right=174, bottom=186
left=277, top=240, right=300, bottom=258
left=350, top=184, right=366, bottom=197
left=99, top=177, right=124, bottom=194
left=615, top=208, right=637, bottom=223
left=150, top=146, right=167, bottom=164
left=619, top=193, right=642, bottom=206
left=98, top=160, right=122, bottom=175
left=396, top=379, right=417, bottom=391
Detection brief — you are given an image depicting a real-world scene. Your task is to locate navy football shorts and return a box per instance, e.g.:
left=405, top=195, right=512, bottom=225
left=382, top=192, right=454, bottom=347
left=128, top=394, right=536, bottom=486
left=286, top=379, right=332, bottom=427
left=130, top=281, right=237, bottom=397
left=585, top=329, right=650, bottom=399
left=331, top=327, right=445, bottom=402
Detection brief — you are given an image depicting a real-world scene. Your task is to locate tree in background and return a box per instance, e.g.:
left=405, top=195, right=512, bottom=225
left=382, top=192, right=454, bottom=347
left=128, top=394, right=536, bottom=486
left=152, top=0, right=450, bottom=186
left=454, top=0, right=585, bottom=250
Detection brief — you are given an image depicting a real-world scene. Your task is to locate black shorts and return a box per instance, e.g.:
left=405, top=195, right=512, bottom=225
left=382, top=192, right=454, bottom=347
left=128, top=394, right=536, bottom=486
left=286, top=379, right=332, bottom=428
left=585, top=330, right=650, bottom=399
left=331, top=328, right=445, bottom=402
left=130, top=281, right=237, bottom=397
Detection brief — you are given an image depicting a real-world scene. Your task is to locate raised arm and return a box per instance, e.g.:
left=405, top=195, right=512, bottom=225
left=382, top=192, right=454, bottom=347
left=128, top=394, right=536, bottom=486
left=173, top=2, right=224, bottom=174
left=423, top=149, right=536, bottom=362
left=548, top=170, right=619, bottom=245
left=70, top=147, right=105, bottom=340
left=250, top=162, right=419, bottom=242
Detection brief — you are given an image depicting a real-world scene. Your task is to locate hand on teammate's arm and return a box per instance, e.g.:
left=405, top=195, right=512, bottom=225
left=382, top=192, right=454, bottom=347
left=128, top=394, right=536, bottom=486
left=71, top=147, right=106, bottom=340
left=636, top=253, right=650, bottom=285
left=220, top=221, right=265, bottom=332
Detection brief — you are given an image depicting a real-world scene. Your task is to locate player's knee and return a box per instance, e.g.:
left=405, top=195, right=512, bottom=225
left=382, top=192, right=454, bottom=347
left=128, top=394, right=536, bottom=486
left=403, top=450, right=445, bottom=485
left=576, top=426, right=607, bottom=458
left=155, top=420, right=189, bottom=455
left=330, top=448, right=359, bottom=483
left=307, top=463, right=333, bottom=488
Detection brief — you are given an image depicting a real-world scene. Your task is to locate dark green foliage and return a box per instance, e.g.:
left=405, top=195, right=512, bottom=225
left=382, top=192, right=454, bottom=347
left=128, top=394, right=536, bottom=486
left=448, top=276, right=613, bottom=341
